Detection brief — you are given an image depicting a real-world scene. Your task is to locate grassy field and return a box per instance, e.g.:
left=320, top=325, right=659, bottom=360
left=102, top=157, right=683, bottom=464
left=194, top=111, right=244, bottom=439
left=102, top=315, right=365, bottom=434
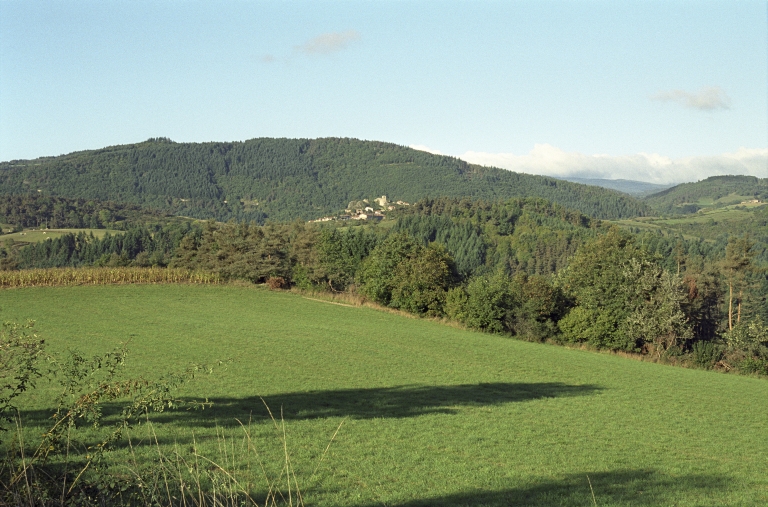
left=2, top=284, right=767, bottom=506
left=654, top=207, right=761, bottom=225
left=1, top=228, right=121, bottom=244
left=610, top=203, right=767, bottom=243
left=686, top=194, right=759, bottom=207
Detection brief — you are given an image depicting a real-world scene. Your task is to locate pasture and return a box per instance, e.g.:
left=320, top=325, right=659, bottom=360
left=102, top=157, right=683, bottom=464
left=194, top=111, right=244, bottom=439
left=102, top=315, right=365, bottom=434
left=610, top=203, right=767, bottom=243
left=1, top=228, right=120, bottom=245
left=675, top=193, right=761, bottom=208
left=2, top=284, right=767, bottom=506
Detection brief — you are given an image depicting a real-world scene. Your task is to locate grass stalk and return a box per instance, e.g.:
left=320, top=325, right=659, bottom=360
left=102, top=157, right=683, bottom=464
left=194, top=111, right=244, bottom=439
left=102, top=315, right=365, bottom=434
left=587, top=474, right=597, bottom=506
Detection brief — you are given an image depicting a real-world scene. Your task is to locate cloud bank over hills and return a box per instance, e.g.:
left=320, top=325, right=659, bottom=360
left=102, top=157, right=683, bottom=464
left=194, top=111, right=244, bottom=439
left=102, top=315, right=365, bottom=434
left=413, top=145, right=767, bottom=185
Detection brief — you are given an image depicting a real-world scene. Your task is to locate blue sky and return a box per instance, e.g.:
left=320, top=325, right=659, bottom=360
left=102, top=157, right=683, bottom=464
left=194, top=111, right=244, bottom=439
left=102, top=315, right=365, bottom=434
left=1, top=1, right=765, bottom=183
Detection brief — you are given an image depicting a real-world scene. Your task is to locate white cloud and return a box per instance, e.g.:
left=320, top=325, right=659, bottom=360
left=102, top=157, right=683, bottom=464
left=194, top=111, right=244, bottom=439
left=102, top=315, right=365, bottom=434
left=651, top=86, right=731, bottom=111
left=409, top=144, right=443, bottom=155
left=295, top=30, right=361, bottom=56
left=457, top=144, right=768, bottom=184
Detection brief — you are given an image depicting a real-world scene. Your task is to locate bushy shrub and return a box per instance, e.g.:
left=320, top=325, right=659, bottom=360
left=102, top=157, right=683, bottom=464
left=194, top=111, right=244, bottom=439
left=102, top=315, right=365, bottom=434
left=1, top=320, right=223, bottom=505
left=511, top=273, right=567, bottom=342
left=358, top=233, right=455, bottom=315
left=737, top=357, right=768, bottom=375
left=389, top=244, right=454, bottom=315
left=447, top=271, right=565, bottom=340
left=559, top=306, right=624, bottom=348
left=445, top=271, right=517, bottom=333
left=725, top=318, right=768, bottom=356
left=290, top=264, right=317, bottom=291
left=722, top=318, right=768, bottom=375
left=691, top=341, right=724, bottom=369
left=557, top=228, right=691, bottom=352
left=357, top=233, right=420, bottom=305
left=0, top=320, right=44, bottom=438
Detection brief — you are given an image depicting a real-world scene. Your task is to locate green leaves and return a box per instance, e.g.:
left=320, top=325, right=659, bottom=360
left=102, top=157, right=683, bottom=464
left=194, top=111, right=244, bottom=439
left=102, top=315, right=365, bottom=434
left=446, top=271, right=517, bottom=333
left=357, top=233, right=455, bottom=315
left=558, top=228, right=692, bottom=352
left=0, top=320, right=45, bottom=438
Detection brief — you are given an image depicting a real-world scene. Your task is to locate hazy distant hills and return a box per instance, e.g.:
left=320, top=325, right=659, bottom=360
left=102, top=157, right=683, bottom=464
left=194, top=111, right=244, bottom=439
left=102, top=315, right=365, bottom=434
left=0, top=137, right=651, bottom=222
left=643, top=175, right=768, bottom=213
left=558, top=177, right=675, bottom=197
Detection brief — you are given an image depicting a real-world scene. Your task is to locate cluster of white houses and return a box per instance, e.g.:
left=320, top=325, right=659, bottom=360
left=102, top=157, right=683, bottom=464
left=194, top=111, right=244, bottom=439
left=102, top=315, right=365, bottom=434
left=310, top=196, right=410, bottom=223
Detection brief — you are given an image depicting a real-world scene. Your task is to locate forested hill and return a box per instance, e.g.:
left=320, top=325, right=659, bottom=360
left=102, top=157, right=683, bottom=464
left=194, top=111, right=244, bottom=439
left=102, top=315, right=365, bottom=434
left=643, top=175, right=768, bottom=213
left=0, top=194, right=172, bottom=230
left=0, top=137, right=651, bottom=222
left=560, top=177, right=674, bottom=197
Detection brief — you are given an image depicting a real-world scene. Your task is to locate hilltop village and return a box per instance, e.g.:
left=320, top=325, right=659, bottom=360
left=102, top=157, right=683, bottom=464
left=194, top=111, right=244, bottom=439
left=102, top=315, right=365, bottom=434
left=310, top=195, right=410, bottom=223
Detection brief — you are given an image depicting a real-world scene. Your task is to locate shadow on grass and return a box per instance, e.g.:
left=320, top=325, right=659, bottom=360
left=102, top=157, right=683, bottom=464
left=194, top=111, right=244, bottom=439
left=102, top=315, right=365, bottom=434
left=18, top=382, right=602, bottom=429
left=165, top=381, right=602, bottom=425
left=350, top=469, right=733, bottom=507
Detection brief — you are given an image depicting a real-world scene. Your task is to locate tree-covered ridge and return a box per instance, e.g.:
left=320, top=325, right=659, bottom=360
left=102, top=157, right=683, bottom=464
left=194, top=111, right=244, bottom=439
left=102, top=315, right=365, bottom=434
left=0, top=137, right=651, bottom=221
left=559, top=177, right=674, bottom=197
left=0, top=194, right=172, bottom=230
left=392, top=197, right=596, bottom=277
left=643, top=175, right=768, bottom=213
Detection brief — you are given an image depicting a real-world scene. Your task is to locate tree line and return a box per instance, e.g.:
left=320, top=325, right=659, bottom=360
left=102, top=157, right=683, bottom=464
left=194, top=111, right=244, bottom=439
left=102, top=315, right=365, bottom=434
left=2, top=222, right=195, bottom=270
left=2, top=196, right=766, bottom=376
left=0, top=195, right=172, bottom=231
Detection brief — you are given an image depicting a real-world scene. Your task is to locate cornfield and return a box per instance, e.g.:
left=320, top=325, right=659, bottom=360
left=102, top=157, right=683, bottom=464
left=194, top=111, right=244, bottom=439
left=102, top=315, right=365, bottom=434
left=0, top=267, right=221, bottom=288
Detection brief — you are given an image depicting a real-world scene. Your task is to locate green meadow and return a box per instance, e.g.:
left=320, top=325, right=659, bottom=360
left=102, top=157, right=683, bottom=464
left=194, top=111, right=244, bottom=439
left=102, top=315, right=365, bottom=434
left=685, top=194, right=759, bottom=207
left=2, top=284, right=767, bottom=506
left=1, top=228, right=120, bottom=244
left=653, top=207, right=761, bottom=226
left=611, top=203, right=767, bottom=243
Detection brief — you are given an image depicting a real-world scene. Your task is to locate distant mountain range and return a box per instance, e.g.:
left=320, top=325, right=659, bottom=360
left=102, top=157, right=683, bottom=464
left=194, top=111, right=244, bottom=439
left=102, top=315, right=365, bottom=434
left=557, top=177, right=676, bottom=197
left=0, top=137, right=651, bottom=222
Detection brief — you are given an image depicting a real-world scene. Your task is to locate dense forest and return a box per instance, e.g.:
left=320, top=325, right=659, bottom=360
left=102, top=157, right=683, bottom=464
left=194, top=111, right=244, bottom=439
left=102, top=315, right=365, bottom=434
left=0, top=194, right=171, bottom=230
left=3, top=222, right=195, bottom=270
left=391, top=197, right=595, bottom=277
left=0, top=137, right=651, bottom=222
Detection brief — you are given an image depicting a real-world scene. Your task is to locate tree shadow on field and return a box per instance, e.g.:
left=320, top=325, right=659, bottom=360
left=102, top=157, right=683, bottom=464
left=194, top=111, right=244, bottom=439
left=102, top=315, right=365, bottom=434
left=350, top=469, right=735, bottom=507
left=18, top=382, right=602, bottom=430
left=144, top=381, right=602, bottom=427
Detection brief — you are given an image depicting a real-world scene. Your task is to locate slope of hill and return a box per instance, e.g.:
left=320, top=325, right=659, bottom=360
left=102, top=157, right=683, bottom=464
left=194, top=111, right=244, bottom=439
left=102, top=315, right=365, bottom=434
left=0, top=194, right=173, bottom=230
left=3, top=284, right=767, bottom=506
left=559, top=177, right=675, bottom=197
left=0, top=137, right=651, bottom=221
left=644, top=175, right=768, bottom=214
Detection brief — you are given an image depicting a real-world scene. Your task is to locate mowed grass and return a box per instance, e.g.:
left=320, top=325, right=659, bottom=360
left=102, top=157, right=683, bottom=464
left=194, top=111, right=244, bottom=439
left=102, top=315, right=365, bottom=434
left=2, top=285, right=767, bottom=506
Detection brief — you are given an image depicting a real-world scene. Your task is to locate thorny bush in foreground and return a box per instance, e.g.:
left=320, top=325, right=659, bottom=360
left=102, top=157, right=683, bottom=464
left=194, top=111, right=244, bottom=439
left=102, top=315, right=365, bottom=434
left=0, top=319, right=227, bottom=505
